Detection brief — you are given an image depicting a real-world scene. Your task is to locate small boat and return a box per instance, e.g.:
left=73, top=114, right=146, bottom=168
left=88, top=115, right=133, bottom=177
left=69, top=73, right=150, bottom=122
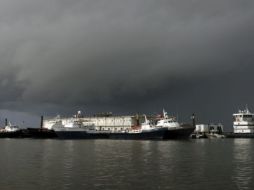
left=206, top=133, right=225, bottom=139
left=191, top=133, right=207, bottom=139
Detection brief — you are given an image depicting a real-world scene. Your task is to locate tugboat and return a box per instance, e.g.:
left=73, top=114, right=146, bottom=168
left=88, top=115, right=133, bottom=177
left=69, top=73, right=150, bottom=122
left=26, top=116, right=57, bottom=138
left=0, top=119, right=22, bottom=138
left=156, top=110, right=195, bottom=139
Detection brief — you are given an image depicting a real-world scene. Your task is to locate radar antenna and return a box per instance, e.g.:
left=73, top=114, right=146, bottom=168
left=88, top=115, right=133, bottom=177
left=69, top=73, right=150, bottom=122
left=246, top=104, right=249, bottom=113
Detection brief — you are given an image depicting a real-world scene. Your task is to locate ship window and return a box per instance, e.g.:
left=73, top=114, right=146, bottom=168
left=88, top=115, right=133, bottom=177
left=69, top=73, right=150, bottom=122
left=243, top=115, right=252, bottom=118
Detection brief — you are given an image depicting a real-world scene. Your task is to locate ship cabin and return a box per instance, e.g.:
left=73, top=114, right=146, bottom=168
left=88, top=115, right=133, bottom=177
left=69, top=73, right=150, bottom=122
left=195, top=123, right=223, bottom=134
left=233, top=107, right=254, bottom=133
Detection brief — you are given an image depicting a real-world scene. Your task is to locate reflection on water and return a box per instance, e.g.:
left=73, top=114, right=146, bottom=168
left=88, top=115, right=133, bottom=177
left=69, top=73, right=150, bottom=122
left=0, top=139, right=254, bottom=189
left=233, top=139, right=254, bottom=190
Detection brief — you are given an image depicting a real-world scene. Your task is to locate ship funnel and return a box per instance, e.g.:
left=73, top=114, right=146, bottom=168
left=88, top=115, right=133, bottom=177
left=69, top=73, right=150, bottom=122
left=143, top=114, right=148, bottom=124
left=40, top=116, right=44, bottom=129
left=163, top=109, right=168, bottom=119
left=5, top=118, right=8, bottom=126
left=135, top=114, right=140, bottom=126
left=77, top=110, right=82, bottom=117
left=245, top=104, right=250, bottom=113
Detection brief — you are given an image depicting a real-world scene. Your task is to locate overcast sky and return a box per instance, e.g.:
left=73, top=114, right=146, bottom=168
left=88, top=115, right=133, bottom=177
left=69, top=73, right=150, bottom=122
left=0, top=0, right=254, bottom=129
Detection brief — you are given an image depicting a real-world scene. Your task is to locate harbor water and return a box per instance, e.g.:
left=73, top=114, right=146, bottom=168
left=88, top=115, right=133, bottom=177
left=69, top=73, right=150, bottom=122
left=0, top=139, right=254, bottom=190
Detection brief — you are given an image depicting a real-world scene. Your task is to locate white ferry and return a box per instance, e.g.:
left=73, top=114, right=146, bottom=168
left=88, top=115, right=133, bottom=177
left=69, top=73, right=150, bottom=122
left=233, top=106, right=254, bottom=133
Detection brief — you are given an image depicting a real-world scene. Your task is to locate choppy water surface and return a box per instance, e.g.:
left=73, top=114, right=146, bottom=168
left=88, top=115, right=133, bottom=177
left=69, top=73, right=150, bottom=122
left=0, top=139, right=254, bottom=190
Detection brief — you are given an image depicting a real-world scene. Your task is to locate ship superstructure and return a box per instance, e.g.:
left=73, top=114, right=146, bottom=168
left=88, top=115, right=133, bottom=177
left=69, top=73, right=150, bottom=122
left=233, top=107, right=254, bottom=133
left=43, top=111, right=142, bottom=132
left=156, top=109, right=180, bottom=128
left=155, top=109, right=195, bottom=139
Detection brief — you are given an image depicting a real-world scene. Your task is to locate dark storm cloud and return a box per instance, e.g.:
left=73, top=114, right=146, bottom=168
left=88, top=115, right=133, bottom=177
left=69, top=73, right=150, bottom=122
left=0, top=0, right=254, bottom=127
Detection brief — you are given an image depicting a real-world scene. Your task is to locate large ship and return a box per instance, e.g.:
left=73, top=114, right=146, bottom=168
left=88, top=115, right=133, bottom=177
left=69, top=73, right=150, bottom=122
left=51, top=110, right=194, bottom=140
left=52, top=115, right=168, bottom=140
left=226, top=106, right=254, bottom=138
